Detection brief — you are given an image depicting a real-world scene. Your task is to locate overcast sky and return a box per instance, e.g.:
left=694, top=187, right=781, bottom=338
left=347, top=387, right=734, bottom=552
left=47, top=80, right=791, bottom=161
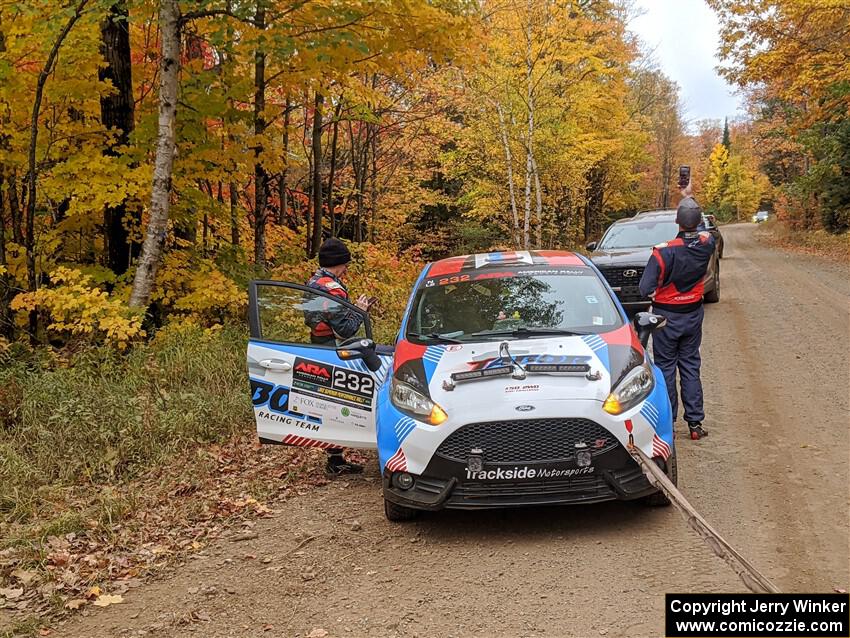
left=629, top=0, right=746, bottom=125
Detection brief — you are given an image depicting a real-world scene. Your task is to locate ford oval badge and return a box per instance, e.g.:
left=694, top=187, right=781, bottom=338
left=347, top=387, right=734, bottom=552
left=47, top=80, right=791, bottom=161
left=515, top=405, right=535, bottom=412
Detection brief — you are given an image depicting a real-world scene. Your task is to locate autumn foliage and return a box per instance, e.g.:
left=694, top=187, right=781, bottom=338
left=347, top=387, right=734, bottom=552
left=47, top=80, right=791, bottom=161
left=709, top=0, right=850, bottom=233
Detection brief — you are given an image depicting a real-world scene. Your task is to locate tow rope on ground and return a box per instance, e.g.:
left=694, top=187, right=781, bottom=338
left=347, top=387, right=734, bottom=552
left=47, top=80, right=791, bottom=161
left=628, top=444, right=782, bottom=595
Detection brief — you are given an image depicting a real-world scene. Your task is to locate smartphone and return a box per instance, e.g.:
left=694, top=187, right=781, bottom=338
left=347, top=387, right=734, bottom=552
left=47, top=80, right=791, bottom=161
left=678, top=165, right=691, bottom=189
left=367, top=296, right=378, bottom=308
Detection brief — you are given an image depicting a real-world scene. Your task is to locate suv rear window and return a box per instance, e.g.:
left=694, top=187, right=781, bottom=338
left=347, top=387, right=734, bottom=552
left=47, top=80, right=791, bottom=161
left=406, top=268, right=622, bottom=343
left=599, top=219, right=679, bottom=249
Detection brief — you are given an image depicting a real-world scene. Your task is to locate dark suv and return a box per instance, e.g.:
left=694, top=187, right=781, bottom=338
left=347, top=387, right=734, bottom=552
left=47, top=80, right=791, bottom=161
left=587, top=210, right=720, bottom=310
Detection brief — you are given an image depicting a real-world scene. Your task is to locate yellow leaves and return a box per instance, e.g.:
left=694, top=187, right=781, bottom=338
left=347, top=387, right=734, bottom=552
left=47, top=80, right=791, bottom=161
left=10, top=267, right=145, bottom=350
left=92, top=594, right=124, bottom=607
left=152, top=252, right=247, bottom=323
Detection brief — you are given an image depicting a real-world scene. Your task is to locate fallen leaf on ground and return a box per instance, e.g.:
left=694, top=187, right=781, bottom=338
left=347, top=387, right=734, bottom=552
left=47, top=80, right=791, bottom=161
left=307, top=629, right=328, bottom=638
left=64, top=599, right=87, bottom=610
left=0, top=588, right=24, bottom=600
left=85, top=585, right=102, bottom=599
left=12, top=569, right=38, bottom=585
left=93, top=594, right=124, bottom=607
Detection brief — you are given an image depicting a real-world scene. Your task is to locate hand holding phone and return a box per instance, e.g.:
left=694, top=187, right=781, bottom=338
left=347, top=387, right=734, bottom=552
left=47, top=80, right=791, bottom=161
left=678, top=165, right=691, bottom=189
left=367, top=296, right=378, bottom=309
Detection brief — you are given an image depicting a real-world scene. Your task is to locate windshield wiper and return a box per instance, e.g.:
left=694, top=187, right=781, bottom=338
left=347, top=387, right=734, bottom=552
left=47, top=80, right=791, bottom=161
left=467, top=327, right=589, bottom=338
left=407, top=331, right=465, bottom=344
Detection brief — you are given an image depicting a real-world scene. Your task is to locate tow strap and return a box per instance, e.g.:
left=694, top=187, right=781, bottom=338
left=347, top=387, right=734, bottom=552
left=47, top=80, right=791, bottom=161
left=629, top=444, right=781, bottom=594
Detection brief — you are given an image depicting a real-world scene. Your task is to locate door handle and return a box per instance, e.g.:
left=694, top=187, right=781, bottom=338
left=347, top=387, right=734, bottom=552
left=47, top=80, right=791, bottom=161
left=259, top=359, right=292, bottom=371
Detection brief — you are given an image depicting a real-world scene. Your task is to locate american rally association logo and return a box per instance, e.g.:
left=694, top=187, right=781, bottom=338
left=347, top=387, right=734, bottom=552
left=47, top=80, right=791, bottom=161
left=293, top=359, right=332, bottom=386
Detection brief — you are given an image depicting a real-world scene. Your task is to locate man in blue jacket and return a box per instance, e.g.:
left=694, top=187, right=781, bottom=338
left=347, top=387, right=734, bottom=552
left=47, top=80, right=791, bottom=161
left=639, top=195, right=715, bottom=440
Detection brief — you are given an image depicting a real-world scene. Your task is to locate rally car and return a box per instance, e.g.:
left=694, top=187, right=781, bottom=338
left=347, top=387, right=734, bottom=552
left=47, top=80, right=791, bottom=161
left=247, top=250, right=676, bottom=521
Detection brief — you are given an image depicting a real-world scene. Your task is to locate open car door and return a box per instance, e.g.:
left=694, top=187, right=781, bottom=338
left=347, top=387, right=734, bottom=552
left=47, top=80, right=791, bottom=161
left=247, top=281, right=391, bottom=449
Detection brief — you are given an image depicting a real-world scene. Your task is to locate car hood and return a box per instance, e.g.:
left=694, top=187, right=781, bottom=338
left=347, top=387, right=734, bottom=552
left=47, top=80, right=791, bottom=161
left=393, top=330, right=645, bottom=413
left=588, top=247, right=653, bottom=267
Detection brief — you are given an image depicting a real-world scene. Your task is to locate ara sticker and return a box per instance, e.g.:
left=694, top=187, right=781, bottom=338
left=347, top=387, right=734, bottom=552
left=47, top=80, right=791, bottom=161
left=592, top=316, right=604, bottom=325
left=585, top=295, right=598, bottom=304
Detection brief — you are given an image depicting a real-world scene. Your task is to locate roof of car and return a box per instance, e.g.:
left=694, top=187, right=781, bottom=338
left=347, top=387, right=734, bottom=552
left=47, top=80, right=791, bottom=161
left=632, top=209, right=677, bottom=218
left=426, top=250, right=586, bottom=278
left=611, top=209, right=677, bottom=224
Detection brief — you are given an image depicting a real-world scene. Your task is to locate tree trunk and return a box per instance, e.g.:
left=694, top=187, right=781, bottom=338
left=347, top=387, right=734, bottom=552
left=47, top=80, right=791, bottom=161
left=369, top=127, right=378, bottom=243
left=129, top=0, right=180, bottom=309
left=252, top=3, right=268, bottom=268
left=310, top=91, right=324, bottom=256
left=0, top=166, right=12, bottom=339
left=522, top=1, right=534, bottom=250
left=277, top=94, right=291, bottom=226
left=327, top=100, right=342, bottom=236
left=532, top=153, right=542, bottom=249
left=5, top=172, right=23, bottom=245
left=230, top=183, right=239, bottom=245
left=100, top=0, right=138, bottom=275
left=496, top=103, right=520, bottom=247
left=26, top=0, right=87, bottom=294
left=584, top=165, right=605, bottom=242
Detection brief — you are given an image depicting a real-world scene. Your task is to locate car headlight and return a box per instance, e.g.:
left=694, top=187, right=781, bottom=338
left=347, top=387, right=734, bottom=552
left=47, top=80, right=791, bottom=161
left=390, top=377, right=448, bottom=425
left=602, top=362, right=654, bottom=415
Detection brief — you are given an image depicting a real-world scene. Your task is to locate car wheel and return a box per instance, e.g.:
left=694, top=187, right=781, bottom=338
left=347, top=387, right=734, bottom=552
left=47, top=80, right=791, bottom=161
left=704, top=267, right=720, bottom=303
left=643, top=451, right=677, bottom=507
left=384, top=497, right=420, bottom=522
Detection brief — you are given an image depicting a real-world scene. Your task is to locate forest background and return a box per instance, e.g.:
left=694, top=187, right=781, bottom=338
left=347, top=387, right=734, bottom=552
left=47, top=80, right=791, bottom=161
left=0, top=0, right=847, bottom=630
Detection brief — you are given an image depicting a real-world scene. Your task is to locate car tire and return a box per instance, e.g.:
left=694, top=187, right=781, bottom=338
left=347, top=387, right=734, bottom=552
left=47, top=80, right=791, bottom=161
left=384, top=497, right=420, bottom=522
left=704, top=267, right=720, bottom=303
left=643, top=451, right=677, bottom=507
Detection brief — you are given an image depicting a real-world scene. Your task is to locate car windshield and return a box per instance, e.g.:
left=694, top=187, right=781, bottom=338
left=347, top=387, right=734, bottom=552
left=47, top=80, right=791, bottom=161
left=406, top=268, right=622, bottom=343
left=598, top=219, right=679, bottom=249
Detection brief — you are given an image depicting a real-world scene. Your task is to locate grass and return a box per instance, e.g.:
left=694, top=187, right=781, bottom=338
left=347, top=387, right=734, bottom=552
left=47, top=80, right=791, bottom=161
left=0, top=323, right=252, bottom=534
left=757, top=219, right=850, bottom=263
left=0, top=324, right=337, bottom=635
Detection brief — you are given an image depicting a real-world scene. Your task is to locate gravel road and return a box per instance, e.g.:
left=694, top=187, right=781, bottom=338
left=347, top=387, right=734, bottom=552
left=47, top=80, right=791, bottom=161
left=56, top=223, right=849, bottom=638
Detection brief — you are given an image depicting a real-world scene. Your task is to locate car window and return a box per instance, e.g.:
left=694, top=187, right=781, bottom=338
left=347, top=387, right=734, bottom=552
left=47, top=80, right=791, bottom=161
left=598, top=220, right=680, bottom=249
left=253, top=283, right=368, bottom=346
left=406, top=269, right=622, bottom=343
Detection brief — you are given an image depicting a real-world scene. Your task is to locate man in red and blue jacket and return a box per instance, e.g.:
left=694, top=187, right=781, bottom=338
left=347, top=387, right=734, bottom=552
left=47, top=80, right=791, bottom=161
left=639, top=196, right=715, bottom=440
left=305, top=238, right=371, bottom=344
left=306, top=238, right=373, bottom=473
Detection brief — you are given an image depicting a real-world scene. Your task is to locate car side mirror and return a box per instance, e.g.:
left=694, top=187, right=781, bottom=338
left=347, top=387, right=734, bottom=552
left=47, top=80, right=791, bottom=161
left=586, top=241, right=597, bottom=251
left=633, top=312, right=667, bottom=348
left=337, top=339, right=382, bottom=372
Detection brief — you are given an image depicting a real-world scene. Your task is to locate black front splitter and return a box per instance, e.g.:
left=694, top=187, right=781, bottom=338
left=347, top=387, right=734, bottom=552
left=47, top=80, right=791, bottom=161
left=383, top=447, right=658, bottom=511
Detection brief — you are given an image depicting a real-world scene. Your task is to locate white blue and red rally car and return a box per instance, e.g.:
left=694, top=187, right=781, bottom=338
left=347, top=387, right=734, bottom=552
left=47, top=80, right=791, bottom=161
left=247, top=250, right=675, bottom=520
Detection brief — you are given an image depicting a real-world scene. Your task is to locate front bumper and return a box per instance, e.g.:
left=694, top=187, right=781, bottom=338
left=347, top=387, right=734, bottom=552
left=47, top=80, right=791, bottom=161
left=383, top=445, right=657, bottom=511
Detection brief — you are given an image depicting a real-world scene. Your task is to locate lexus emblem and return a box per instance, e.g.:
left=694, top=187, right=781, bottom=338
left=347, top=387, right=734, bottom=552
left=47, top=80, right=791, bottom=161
left=623, top=269, right=638, bottom=277
left=515, top=405, right=535, bottom=412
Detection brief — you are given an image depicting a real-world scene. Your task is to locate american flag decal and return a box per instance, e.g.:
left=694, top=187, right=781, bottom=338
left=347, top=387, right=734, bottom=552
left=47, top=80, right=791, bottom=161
left=282, top=434, right=337, bottom=449
left=651, top=433, right=672, bottom=460
left=385, top=448, right=407, bottom=472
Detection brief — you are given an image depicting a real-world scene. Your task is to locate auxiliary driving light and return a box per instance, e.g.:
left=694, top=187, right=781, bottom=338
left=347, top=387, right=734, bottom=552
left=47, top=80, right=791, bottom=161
left=395, top=472, right=414, bottom=490
left=575, top=442, right=592, bottom=468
